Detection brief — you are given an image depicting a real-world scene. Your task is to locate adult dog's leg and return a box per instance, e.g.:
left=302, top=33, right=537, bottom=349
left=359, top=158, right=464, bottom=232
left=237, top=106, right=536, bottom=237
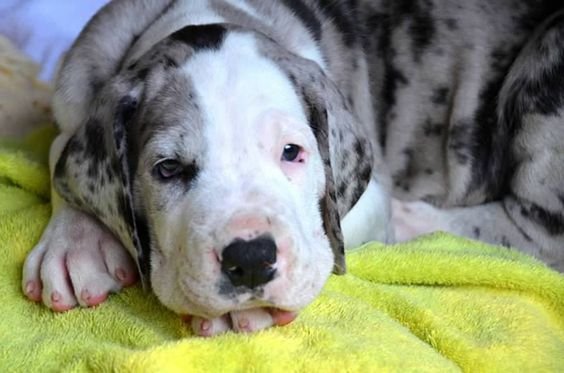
left=22, top=133, right=138, bottom=311
left=394, top=11, right=564, bottom=271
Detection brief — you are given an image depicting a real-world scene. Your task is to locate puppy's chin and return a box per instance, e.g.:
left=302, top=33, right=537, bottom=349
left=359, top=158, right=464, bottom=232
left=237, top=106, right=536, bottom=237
left=151, top=268, right=329, bottom=320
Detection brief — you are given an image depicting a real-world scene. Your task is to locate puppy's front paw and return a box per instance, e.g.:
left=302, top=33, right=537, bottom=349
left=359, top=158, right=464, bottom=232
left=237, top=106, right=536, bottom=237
left=22, top=206, right=137, bottom=311
left=187, top=308, right=298, bottom=337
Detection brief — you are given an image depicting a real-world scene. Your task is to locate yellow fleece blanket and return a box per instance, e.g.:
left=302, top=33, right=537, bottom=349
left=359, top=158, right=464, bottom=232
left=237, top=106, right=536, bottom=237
left=1, top=127, right=564, bottom=372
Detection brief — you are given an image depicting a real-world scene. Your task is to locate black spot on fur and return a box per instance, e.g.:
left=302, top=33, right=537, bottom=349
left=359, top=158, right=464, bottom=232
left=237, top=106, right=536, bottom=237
left=444, top=18, right=458, bottom=30
left=328, top=188, right=337, bottom=201
left=338, top=182, right=347, bottom=197
left=163, top=55, right=178, bottom=68
left=170, top=24, right=227, bottom=50
left=136, top=67, right=149, bottom=81
left=373, top=9, right=409, bottom=148
left=473, top=227, right=481, bottom=238
left=393, top=148, right=417, bottom=190
left=423, top=119, right=443, bottom=137
left=84, top=119, right=106, bottom=167
left=351, top=183, right=365, bottom=205
left=431, top=87, right=449, bottom=105
left=381, top=66, right=408, bottom=145
left=448, top=120, right=473, bottom=166
left=319, top=0, right=358, bottom=45
left=87, top=183, right=96, bottom=194
left=66, top=135, right=84, bottom=155
left=393, top=0, right=437, bottom=62
left=559, top=194, right=564, bottom=207
left=109, top=158, right=120, bottom=181
left=394, top=148, right=417, bottom=179
left=364, top=11, right=395, bottom=148
left=281, top=0, right=322, bottom=41
left=89, top=80, right=103, bottom=98
left=522, top=203, right=564, bottom=235
left=500, top=236, right=511, bottom=248
left=87, top=164, right=98, bottom=179
left=340, top=150, right=349, bottom=170
left=287, top=73, right=298, bottom=87
left=409, top=11, right=435, bottom=61
left=363, top=12, right=386, bottom=50
left=354, top=139, right=364, bottom=158
left=360, top=163, right=372, bottom=182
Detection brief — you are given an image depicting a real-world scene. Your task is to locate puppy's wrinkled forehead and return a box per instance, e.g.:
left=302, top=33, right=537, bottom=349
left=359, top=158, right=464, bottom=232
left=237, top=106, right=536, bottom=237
left=129, top=24, right=307, bottom=161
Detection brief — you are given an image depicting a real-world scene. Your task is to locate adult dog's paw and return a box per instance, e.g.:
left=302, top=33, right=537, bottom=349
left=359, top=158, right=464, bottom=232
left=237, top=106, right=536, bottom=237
left=391, top=199, right=447, bottom=242
left=22, top=206, right=137, bottom=311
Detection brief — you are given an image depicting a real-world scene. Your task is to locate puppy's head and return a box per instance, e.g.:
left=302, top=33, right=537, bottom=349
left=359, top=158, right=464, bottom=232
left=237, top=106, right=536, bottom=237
left=53, top=24, right=372, bottom=319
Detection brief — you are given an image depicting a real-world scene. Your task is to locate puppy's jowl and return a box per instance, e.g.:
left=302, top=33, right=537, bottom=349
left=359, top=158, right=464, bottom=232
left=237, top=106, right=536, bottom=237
left=23, top=0, right=564, bottom=336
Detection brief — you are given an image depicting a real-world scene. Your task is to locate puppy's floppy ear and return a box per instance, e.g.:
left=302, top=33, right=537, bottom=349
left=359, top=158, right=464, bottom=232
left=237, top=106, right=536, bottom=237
left=53, top=80, right=151, bottom=287
left=306, top=101, right=347, bottom=274
left=50, top=0, right=177, bottom=287
left=268, top=49, right=374, bottom=275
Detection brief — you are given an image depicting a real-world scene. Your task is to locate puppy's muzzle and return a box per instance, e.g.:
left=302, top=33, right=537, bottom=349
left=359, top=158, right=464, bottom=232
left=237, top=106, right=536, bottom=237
left=221, top=236, right=277, bottom=289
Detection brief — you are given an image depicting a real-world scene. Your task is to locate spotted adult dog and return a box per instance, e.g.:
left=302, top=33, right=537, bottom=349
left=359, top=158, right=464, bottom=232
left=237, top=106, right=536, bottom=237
left=22, top=0, right=564, bottom=336
left=367, top=1, right=564, bottom=271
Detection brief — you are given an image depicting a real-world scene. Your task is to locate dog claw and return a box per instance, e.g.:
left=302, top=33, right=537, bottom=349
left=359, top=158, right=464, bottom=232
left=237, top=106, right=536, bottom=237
left=270, top=309, right=297, bottom=326
left=49, top=292, right=73, bottom=312
left=25, top=281, right=41, bottom=302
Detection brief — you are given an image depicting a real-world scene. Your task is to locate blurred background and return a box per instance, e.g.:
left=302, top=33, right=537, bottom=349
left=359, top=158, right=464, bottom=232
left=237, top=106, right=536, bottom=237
left=0, top=0, right=108, bottom=80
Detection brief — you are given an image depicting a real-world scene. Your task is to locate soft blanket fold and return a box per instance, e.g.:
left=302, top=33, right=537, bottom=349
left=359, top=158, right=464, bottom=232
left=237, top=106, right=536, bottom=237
left=1, top=127, right=563, bottom=372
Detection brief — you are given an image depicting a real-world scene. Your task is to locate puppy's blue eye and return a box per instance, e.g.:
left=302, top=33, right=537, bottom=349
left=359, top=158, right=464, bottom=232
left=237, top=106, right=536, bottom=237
left=281, top=144, right=302, bottom=162
left=154, top=159, right=183, bottom=180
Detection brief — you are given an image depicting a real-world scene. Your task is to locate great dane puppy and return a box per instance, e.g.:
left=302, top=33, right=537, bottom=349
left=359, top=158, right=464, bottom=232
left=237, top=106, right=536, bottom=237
left=22, top=0, right=389, bottom=336
left=22, top=0, right=564, bottom=337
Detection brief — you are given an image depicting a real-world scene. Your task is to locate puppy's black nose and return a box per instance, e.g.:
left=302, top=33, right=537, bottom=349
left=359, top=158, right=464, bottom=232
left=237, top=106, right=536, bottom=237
left=221, top=236, right=277, bottom=289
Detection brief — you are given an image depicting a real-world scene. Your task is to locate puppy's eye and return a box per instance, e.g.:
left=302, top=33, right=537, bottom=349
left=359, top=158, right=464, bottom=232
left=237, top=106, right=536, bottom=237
left=154, top=159, right=183, bottom=180
left=281, top=144, right=303, bottom=162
